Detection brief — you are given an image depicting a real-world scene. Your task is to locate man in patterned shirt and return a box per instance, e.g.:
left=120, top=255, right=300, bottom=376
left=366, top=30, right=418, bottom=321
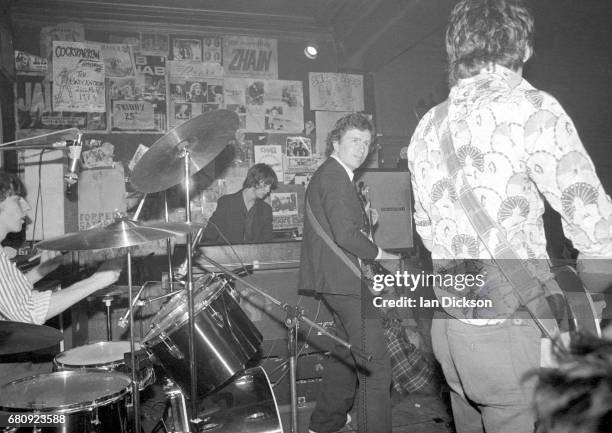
left=0, top=170, right=120, bottom=384
left=408, top=1, right=612, bottom=432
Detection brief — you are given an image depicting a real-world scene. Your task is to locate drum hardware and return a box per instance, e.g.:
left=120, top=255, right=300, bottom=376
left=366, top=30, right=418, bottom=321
left=36, top=218, right=182, bottom=433
left=196, top=254, right=373, bottom=433
left=131, top=110, right=240, bottom=428
left=102, top=295, right=114, bottom=340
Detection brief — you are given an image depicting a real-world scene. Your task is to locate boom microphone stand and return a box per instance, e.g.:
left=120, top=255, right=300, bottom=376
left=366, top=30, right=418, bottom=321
left=196, top=254, right=372, bottom=433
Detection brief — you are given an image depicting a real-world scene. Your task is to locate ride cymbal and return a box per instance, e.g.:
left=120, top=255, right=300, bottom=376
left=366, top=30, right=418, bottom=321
left=130, top=109, right=239, bottom=193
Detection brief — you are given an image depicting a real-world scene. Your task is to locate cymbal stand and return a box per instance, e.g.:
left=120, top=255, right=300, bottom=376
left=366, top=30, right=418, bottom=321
left=196, top=254, right=373, bottom=433
left=180, top=150, right=198, bottom=427
left=126, top=248, right=141, bottom=433
left=164, top=191, right=175, bottom=293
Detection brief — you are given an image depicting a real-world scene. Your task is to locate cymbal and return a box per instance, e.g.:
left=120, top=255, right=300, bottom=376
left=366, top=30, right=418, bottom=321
left=130, top=109, right=240, bottom=193
left=139, top=221, right=204, bottom=235
left=0, top=321, right=62, bottom=355
left=35, top=218, right=177, bottom=251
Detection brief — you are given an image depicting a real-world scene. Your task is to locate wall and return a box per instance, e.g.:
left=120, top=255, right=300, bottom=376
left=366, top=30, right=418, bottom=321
left=373, top=0, right=612, bottom=190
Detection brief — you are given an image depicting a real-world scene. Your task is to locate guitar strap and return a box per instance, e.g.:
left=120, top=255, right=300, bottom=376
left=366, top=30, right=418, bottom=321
left=431, top=99, right=561, bottom=341
left=305, top=199, right=362, bottom=281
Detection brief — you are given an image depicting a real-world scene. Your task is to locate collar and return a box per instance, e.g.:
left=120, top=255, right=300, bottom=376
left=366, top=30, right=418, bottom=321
left=458, top=63, right=523, bottom=89
left=331, top=154, right=354, bottom=181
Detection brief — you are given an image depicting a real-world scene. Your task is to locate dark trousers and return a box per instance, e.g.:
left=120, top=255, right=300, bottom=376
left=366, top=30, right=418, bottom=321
left=309, top=293, right=391, bottom=433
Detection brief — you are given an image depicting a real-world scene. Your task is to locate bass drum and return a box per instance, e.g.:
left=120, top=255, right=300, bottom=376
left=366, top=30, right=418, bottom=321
left=143, top=273, right=262, bottom=397
left=0, top=371, right=131, bottom=433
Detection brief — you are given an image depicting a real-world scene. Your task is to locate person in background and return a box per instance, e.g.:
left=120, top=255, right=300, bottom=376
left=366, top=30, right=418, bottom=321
left=299, top=113, right=399, bottom=433
left=0, top=170, right=121, bottom=384
left=201, top=163, right=278, bottom=244
left=407, top=0, right=612, bottom=432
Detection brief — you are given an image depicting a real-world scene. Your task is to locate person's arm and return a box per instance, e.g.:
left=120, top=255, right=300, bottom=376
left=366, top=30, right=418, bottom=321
left=44, top=265, right=121, bottom=320
left=202, top=197, right=227, bottom=243
left=259, top=203, right=274, bottom=241
left=25, top=250, right=65, bottom=284
left=523, top=93, right=612, bottom=291
left=320, top=170, right=379, bottom=260
left=407, top=113, right=435, bottom=252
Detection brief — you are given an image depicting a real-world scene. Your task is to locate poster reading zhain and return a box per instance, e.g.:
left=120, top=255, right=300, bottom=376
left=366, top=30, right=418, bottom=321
left=52, top=41, right=105, bottom=112
left=223, top=36, right=277, bottom=80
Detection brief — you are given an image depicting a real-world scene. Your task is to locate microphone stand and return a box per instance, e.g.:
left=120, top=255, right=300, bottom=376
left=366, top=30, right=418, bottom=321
left=196, top=254, right=373, bottom=433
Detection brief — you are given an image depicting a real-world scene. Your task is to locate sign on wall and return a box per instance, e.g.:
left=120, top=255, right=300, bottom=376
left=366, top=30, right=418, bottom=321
left=223, top=36, right=278, bottom=80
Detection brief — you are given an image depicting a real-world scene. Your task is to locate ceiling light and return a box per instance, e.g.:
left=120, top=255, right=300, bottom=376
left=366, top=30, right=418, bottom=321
left=304, top=43, right=318, bottom=60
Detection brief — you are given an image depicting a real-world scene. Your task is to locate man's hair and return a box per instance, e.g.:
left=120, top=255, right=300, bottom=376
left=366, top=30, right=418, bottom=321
left=533, top=334, right=612, bottom=433
left=446, top=0, right=534, bottom=85
left=243, top=163, right=278, bottom=189
left=325, top=113, right=373, bottom=157
left=0, top=170, right=26, bottom=202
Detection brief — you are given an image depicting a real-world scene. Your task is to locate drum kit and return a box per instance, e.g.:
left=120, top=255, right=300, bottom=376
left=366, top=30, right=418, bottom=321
left=0, top=110, right=367, bottom=433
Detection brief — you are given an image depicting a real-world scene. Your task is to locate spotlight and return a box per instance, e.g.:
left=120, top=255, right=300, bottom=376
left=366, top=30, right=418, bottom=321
left=304, top=43, right=318, bottom=60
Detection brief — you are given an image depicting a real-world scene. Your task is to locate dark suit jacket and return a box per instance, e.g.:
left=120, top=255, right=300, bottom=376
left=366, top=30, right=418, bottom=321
left=202, top=190, right=273, bottom=244
left=299, top=157, right=378, bottom=295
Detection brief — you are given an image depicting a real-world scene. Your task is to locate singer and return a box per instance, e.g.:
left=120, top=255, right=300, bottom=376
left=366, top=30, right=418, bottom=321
left=201, top=163, right=278, bottom=244
left=0, top=170, right=121, bottom=385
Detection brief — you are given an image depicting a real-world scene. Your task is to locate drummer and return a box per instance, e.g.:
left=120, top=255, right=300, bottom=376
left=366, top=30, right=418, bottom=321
left=0, top=170, right=121, bottom=383
left=201, top=163, right=278, bottom=244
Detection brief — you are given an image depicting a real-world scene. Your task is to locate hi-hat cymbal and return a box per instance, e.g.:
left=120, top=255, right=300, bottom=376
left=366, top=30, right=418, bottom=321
left=0, top=321, right=62, bottom=355
left=130, top=110, right=240, bottom=193
left=35, top=218, right=177, bottom=251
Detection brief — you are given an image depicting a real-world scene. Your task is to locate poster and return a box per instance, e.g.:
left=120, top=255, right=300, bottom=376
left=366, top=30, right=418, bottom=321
left=15, top=50, right=47, bottom=75
left=110, top=53, right=166, bottom=131
left=140, top=33, right=169, bottom=56
left=223, top=36, right=277, bottom=79
left=202, top=36, right=223, bottom=64
left=309, top=72, right=364, bottom=112
left=271, top=192, right=298, bottom=230
left=101, top=43, right=136, bottom=78
left=224, top=78, right=303, bottom=133
left=52, top=41, right=105, bottom=112
left=173, top=38, right=202, bottom=60
left=78, top=166, right=127, bottom=231
left=167, top=60, right=224, bottom=128
left=15, top=75, right=106, bottom=133
left=254, top=144, right=283, bottom=183
left=40, top=22, right=85, bottom=59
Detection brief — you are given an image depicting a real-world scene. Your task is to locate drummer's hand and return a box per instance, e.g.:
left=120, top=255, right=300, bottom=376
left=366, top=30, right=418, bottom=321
left=89, top=259, right=123, bottom=288
left=37, top=250, right=64, bottom=275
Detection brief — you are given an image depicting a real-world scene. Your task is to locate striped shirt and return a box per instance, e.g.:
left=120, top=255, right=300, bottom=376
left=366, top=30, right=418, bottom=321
left=0, top=248, right=51, bottom=324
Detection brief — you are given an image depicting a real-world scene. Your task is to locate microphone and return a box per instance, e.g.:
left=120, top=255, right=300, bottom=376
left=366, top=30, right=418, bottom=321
left=65, top=132, right=83, bottom=195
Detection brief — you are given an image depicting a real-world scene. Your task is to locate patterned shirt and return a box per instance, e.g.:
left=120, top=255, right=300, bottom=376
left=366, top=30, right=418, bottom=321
left=0, top=248, right=51, bottom=324
left=408, top=65, right=612, bottom=263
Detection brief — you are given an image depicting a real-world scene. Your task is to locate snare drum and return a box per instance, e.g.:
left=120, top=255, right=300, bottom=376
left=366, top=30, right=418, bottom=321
left=0, top=371, right=131, bottom=433
left=54, top=341, right=154, bottom=390
left=143, top=273, right=262, bottom=397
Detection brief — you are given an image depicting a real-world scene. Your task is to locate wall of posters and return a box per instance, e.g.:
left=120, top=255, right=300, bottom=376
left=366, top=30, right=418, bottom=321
left=52, top=41, right=105, bottom=112
left=309, top=72, right=364, bottom=112
left=15, top=75, right=105, bottom=134
left=224, top=78, right=303, bottom=133
left=167, top=59, right=224, bottom=128
left=223, top=36, right=277, bottom=80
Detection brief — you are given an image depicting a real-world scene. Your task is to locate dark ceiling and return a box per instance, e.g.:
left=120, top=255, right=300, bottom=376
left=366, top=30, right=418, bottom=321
left=7, top=0, right=453, bottom=71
